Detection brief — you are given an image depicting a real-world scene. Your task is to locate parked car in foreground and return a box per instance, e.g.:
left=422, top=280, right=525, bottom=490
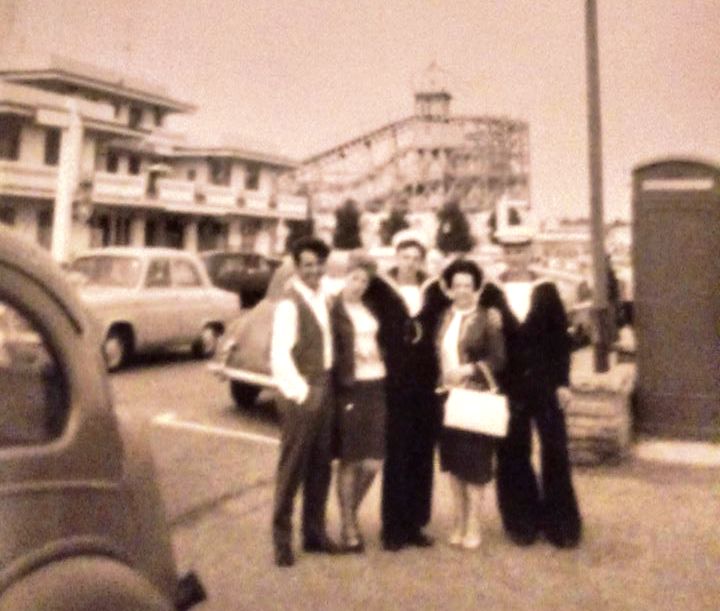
left=200, top=250, right=281, bottom=309
left=0, top=227, right=204, bottom=609
left=70, top=247, right=239, bottom=371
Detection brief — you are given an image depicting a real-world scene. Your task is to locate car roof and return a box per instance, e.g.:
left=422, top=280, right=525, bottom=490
left=199, top=249, right=276, bottom=259
left=74, top=247, right=199, bottom=260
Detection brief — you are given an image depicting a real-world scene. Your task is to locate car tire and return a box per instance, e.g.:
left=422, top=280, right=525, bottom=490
left=0, top=556, right=174, bottom=611
left=230, top=381, right=260, bottom=409
left=192, top=325, right=220, bottom=359
left=104, top=327, right=131, bottom=371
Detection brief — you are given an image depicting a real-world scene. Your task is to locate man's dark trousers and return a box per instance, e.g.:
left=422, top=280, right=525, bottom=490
left=272, top=373, right=334, bottom=549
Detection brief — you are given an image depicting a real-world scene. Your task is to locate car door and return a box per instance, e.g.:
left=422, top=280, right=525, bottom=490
left=139, top=257, right=182, bottom=347
left=169, top=256, right=208, bottom=342
left=0, top=251, right=127, bottom=588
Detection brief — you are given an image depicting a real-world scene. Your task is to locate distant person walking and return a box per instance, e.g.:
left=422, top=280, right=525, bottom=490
left=435, top=259, right=505, bottom=550
left=484, top=237, right=582, bottom=549
left=331, top=253, right=387, bottom=553
left=270, top=236, right=340, bottom=567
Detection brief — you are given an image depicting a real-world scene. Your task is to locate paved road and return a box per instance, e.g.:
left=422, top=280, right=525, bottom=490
left=111, top=355, right=720, bottom=611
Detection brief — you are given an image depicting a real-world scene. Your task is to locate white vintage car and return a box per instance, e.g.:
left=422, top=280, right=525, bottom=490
left=70, top=247, right=240, bottom=371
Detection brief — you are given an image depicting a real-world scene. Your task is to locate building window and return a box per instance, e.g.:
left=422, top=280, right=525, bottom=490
left=187, top=168, right=197, bottom=181
left=145, top=218, right=158, bottom=246
left=115, top=217, right=131, bottom=246
left=128, top=155, right=141, bottom=175
left=245, top=163, right=260, bottom=190
left=106, top=152, right=119, bottom=173
left=0, top=207, right=16, bottom=226
left=37, top=209, right=52, bottom=249
left=44, top=128, right=61, bottom=166
left=153, top=107, right=163, bottom=127
left=209, top=158, right=231, bottom=186
left=128, top=106, right=143, bottom=130
left=0, top=115, right=22, bottom=161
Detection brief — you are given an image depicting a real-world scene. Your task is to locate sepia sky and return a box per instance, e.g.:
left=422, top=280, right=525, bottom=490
left=3, top=0, right=719, bottom=220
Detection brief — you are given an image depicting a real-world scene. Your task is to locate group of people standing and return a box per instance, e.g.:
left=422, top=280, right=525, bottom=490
left=269, top=231, right=582, bottom=568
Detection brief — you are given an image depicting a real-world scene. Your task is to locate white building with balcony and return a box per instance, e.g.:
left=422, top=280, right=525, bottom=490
left=0, top=54, right=308, bottom=262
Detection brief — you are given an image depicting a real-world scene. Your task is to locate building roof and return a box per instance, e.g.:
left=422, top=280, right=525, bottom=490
left=0, top=80, right=145, bottom=137
left=174, top=144, right=298, bottom=169
left=0, top=54, right=195, bottom=114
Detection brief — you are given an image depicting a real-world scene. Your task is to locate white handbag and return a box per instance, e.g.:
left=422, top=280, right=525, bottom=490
left=442, top=363, right=509, bottom=438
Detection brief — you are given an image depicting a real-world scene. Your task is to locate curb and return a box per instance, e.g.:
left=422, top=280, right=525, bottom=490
left=632, top=439, right=720, bottom=467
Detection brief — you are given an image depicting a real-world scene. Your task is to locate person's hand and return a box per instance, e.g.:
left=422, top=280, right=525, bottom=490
left=443, top=364, right=475, bottom=386
left=557, top=386, right=572, bottom=411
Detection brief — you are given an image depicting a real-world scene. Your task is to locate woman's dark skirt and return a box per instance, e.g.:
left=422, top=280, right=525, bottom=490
left=439, top=425, right=495, bottom=485
left=337, top=378, right=386, bottom=461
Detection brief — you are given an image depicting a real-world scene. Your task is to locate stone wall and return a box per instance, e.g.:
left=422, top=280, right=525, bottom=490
left=567, top=356, right=636, bottom=466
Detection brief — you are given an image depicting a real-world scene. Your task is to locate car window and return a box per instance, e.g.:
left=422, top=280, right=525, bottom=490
left=217, top=257, right=247, bottom=276
left=70, top=255, right=142, bottom=288
left=172, top=259, right=202, bottom=287
left=145, top=259, right=171, bottom=288
left=0, top=301, right=68, bottom=446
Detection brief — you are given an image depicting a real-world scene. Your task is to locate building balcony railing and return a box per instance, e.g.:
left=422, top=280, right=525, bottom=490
left=0, top=160, right=57, bottom=196
left=156, top=177, right=196, bottom=204
left=242, top=190, right=271, bottom=211
left=276, top=193, right=308, bottom=219
left=199, top=183, right=238, bottom=208
left=92, top=171, right=147, bottom=202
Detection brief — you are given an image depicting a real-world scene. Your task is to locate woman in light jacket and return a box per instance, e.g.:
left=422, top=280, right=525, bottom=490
left=436, top=259, right=505, bottom=550
left=331, top=253, right=388, bottom=552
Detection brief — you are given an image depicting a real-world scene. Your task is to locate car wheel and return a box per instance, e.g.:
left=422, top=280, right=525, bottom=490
left=104, top=328, right=131, bottom=371
left=230, top=381, right=260, bottom=409
left=192, top=325, right=220, bottom=359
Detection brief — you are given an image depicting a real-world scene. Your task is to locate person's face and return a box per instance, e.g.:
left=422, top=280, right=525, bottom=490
left=396, top=245, right=424, bottom=277
left=450, top=272, right=476, bottom=309
left=343, top=267, right=370, bottom=302
left=504, top=245, right=532, bottom=273
left=296, top=250, right=325, bottom=290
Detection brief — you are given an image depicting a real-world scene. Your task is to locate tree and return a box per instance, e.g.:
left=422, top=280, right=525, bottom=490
left=487, top=206, right=521, bottom=244
left=379, top=207, right=410, bottom=246
left=436, top=200, right=475, bottom=254
left=332, top=199, right=362, bottom=250
left=284, top=217, right=315, bottom=252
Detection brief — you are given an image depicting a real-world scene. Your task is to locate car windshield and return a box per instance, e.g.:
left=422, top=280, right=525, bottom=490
left=71, top=255, right=142, bottom=288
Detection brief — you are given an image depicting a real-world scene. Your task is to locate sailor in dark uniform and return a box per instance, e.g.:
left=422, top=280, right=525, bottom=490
left=482, top=232, right=582, bottom=549
left=364, top=230, right=450, bottom=551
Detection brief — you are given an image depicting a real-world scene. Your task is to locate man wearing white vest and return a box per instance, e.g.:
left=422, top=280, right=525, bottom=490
left=270, top=236, right=340, bottom=567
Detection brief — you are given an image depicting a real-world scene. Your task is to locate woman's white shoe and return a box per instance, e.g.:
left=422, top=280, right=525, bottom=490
left=448, top=529, right=464, bottom=547
left=461, top=533, right=482, bottom=550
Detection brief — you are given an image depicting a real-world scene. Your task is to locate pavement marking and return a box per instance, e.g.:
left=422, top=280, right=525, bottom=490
left=153, top=411, right=279, bottom=446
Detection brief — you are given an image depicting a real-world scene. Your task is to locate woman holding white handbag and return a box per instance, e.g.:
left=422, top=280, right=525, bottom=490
left=436, top=259, right=506, bottom=550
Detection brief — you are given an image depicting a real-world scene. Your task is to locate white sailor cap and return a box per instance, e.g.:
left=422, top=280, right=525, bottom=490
left=494, top=225, right=536, bottom=248
left=392, top=229, right=428, bottom=255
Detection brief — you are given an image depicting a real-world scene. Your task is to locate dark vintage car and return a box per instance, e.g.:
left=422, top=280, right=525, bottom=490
left=200, top=250, right=282, bottom=309
left=208, top=251, right=346, bottom=410
left=0, top=227, right=204, bottom=609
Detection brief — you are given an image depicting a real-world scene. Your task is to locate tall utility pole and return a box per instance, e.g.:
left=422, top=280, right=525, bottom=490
left=585, top=0, right=611, bottom=372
